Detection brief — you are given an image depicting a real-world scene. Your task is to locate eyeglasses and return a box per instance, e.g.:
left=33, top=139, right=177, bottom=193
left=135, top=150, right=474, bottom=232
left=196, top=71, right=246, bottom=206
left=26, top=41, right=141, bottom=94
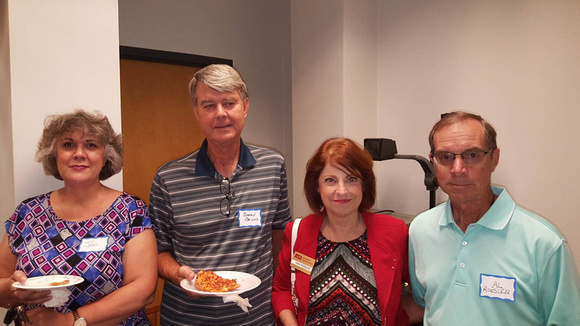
left=431, top=149, right=494, bottom=166
left=220, top=178, right=235, bottom=217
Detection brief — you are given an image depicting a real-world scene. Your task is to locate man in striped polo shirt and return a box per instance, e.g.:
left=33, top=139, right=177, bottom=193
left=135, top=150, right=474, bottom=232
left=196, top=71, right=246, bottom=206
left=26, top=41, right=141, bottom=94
left=149, top=64, right=292, bottom=325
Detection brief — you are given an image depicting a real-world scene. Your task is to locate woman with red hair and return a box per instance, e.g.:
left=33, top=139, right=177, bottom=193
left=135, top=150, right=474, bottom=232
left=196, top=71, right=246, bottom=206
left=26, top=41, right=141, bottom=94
left=272, top=138, right=420, bottom=326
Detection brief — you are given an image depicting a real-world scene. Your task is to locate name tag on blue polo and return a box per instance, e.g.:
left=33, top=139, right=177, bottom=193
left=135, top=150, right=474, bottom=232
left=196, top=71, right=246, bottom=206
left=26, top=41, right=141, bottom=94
left=479, top=273, right=516, bottom=302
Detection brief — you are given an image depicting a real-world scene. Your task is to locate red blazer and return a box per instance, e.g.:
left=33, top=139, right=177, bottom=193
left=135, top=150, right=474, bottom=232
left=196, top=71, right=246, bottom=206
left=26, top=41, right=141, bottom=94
left=272, top=212, right=410, bottom=326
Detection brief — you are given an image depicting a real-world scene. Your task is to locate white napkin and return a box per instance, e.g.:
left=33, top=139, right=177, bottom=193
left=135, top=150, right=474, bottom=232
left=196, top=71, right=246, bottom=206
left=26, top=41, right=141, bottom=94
left=222, top=294, right=252, bottom=313
left=44, top=288, right=71, bottom=307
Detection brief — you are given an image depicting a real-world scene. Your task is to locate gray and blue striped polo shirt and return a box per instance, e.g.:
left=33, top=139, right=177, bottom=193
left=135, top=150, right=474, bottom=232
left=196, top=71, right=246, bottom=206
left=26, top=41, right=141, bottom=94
left=149, top=139, right=291, bottom=325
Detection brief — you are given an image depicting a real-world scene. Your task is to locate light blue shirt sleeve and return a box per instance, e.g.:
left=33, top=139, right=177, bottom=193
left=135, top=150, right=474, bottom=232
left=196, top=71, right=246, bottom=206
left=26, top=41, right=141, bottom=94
left=540, top=240, right=580, bottom=325
left=408, top=236, right=426, bottom=308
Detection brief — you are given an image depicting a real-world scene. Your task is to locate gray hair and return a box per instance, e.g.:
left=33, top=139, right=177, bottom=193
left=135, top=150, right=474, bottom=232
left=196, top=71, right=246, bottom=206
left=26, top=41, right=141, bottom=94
left=35, top=109, right=123, bottom=180
left=428, top=111, right=497, bottom=153
left=188, top=64, right=249, bottom=106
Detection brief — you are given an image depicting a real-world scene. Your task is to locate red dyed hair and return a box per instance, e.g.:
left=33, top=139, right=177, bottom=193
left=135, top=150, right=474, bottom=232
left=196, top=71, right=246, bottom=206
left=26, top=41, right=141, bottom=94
left=304, top=138, right=376, bottom=214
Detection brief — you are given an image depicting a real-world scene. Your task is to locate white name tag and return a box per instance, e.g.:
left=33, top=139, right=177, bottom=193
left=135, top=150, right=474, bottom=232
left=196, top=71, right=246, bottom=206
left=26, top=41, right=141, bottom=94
left=79, top=236, right=109, bottom=252
left=479, top=274, right=516, bottom=302
left=238, top=209, right=262, bottom=227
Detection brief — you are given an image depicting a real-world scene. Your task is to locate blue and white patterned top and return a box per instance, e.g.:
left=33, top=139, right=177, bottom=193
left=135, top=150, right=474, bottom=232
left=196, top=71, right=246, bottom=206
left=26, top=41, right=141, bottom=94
left=5, top=192, right=153, bottom=326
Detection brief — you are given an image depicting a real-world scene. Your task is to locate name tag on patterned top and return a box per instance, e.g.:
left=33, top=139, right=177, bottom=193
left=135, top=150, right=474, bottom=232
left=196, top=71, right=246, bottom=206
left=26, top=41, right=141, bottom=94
left=238, top=209, right=262, bottom=227
left=479, top=274, right=516, bottom=302
left=79, top=236, right=109, bottom=252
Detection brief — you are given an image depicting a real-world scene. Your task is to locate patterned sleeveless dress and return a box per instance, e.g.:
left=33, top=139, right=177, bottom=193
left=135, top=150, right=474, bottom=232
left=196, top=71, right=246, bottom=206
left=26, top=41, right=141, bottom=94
left=5, top=192, right=152, bottom=326
left=306, top=231, right=381, bottom=325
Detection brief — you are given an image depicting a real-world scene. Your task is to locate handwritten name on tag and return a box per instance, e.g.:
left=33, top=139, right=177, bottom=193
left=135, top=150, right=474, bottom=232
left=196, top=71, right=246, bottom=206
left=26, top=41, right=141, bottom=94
left=79, top=236, right=109, bottom=252
left=238, top=209, right=262, bottom=227
left=479, top=274, right=516, bottom=302
left=291, top=251, right=315, bottom=275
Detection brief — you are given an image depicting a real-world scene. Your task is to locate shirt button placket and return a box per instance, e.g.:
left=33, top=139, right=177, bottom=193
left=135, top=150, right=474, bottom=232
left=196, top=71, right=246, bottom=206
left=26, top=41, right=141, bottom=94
left=455, top=236, right=469, bottom=283
left=459, top=240, right=468, bottom=267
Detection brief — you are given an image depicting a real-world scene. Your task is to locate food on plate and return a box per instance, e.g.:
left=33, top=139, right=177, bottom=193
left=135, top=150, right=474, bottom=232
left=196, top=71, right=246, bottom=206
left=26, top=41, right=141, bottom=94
left=195, top=270, right=241, bottom=292
left=49, top=279, right=70, bottom=286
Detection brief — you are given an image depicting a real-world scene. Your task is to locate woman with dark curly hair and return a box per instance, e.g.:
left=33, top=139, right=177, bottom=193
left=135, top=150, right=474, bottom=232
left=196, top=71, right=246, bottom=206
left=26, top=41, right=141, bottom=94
left=272, top=137, right=421, bottom=326
left=0, top=110, right=157, bottom=325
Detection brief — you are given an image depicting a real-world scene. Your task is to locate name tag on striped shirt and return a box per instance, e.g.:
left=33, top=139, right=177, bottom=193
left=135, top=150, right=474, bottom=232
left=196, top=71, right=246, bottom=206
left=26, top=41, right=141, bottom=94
left=238, top=209, right=262, bottom=227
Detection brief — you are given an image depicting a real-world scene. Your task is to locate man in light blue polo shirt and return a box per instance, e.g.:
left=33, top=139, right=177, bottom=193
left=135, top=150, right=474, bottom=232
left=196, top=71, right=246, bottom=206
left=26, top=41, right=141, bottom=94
left=409, top=111, right=580, bottom=325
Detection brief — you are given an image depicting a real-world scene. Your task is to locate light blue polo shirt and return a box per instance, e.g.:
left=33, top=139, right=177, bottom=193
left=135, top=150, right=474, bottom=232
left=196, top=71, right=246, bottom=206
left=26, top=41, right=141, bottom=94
left=409, top=186, right=580, bottom=325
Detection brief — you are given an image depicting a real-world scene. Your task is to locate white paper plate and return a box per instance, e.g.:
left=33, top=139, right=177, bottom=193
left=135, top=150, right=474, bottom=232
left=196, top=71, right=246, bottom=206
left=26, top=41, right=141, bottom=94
left=13, top=275, right=84, bottom=290
left=180, top=271, right=261, bottom=297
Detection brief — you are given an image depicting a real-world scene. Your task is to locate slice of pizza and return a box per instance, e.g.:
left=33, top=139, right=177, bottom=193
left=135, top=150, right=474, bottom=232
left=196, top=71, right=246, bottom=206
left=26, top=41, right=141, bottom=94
left=195, top=270, right=241, bottom=292
left=49, top=279, right=70, bottom=286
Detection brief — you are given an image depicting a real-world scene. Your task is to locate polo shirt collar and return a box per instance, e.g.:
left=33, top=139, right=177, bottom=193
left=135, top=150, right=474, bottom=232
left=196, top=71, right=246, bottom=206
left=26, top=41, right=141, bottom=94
left=438, top=186, right=516, bottom=231
left=195, top=138, right=256, bottom=177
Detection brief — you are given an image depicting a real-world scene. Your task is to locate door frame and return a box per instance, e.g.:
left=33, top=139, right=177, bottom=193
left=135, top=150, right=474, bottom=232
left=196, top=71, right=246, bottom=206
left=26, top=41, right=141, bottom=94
left=120, top=46, right=233, bottom=67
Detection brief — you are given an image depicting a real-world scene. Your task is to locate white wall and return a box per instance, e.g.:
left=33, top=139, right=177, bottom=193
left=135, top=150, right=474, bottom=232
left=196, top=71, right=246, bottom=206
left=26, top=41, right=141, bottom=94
left=291, top=1, right=379, bottom=217
left=118, top=0, right=294, bottom=207
left=291, top=2, right=345, bottom=216
left=1, top=0, right=121, bottom=272
left=3, top=1, right=579, bottom=307
left=289, top=0, right=580, bottom=269
left=8, top=0, right=123, bottom=200
left=1, top=0, right=15, bottom=246
left=120, top=0, right=580, bottom=269
left=375, top=0, right=580, bottom=266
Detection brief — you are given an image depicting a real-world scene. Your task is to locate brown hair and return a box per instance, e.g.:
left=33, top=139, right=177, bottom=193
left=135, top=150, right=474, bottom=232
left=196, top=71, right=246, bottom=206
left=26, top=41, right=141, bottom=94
left=428, top=111, right=497, bottom=153
left=304, top=138, right=376, bottom=214
left=35, top=109, right=123, bottom=180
